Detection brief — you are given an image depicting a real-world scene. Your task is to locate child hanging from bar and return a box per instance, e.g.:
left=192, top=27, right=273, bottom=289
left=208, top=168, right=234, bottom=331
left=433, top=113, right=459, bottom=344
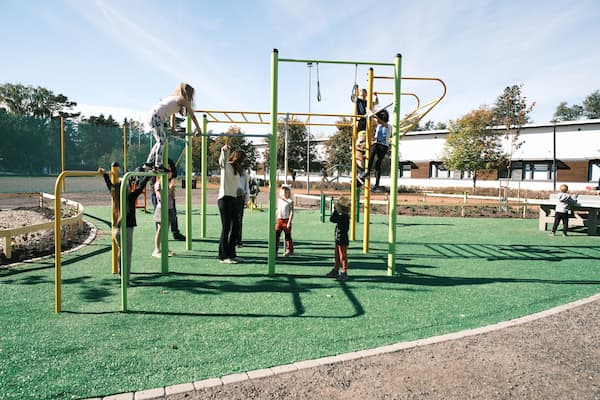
left=99, top=163, right=150, bottom=285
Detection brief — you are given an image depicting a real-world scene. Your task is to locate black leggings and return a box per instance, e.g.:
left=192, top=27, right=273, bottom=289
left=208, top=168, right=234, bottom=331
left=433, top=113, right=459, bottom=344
left=217, top=196, right=240, bottom=260
left=366, top=143, right=388, bottom=185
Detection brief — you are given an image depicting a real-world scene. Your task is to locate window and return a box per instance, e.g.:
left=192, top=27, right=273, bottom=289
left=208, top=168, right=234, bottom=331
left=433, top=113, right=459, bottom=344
left=430, top=162, right=450, bottom=178
left=400, top=163, right=412, bottom=178
left=589, top=161, right=600, bottom=183
left=524, top=163, right=551, bottom=180
left=498, top=161, right=555, bottom=181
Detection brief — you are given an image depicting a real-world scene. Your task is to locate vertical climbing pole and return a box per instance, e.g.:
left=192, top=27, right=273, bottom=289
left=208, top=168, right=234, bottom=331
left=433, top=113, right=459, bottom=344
left=200, top=114, right=208, bottom=239
left=268, top=48, right=279, bottom=275
left=160, top=135, right=169, bottom=273
left=123, top=124, right=128, bottom=171
left=185, top=115, right=193, bottom=250
left=388, top=54, right=402, bottom=276
left=362, top=68, right=375, bottom=253
left=110, top=163, right=120, bottom=274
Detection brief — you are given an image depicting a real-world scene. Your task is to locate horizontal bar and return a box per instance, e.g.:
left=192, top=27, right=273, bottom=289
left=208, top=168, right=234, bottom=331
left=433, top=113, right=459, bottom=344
left=279, top=58, right=394, bottom=67
left=197, top=132, right=272, bottom=138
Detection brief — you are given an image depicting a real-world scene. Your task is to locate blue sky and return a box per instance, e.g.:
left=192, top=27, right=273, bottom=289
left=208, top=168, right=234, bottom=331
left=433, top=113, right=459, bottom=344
left=2, top=0, right=599, bottom=135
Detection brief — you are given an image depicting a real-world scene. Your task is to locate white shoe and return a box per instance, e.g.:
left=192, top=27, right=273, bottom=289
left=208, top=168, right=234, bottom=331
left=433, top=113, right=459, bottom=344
left=153, top=250, right=175, bottom=257
left=220, top=258, right=238, bottom=264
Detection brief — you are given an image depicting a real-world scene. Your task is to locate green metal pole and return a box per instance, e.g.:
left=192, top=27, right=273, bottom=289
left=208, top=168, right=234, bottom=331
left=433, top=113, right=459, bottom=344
left=320, top=192, right=325, bottom=223
left=388, top=54, right=402, bottom=276
left=355, top=187, right=360, bottom=223
left=161, top=139, right=169, bottom=274
left=120, top=171, right=157, bottom=311
left=185, top=115, right=192, bottom=250
left=278, top=58, right=393, bottom=67
left=268, top=49, right=279, bottom=275
left=201, top=115, right=208, bottom=239
left=120, top=173, right=129, bottom=312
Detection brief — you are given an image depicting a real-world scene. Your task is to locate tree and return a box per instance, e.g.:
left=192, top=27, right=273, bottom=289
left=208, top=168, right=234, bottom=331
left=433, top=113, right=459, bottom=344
left=0, top=83, right=79, bottom=119
left=207, top=126, right=257, bottom=172
left=78, top=114, right=122, bottom=168
left=265, top=118, right=316, bottom=172
left=325, top=118, right=353, bottom=173
left=553, top=101, right=583, bottom=121
left=442, top=107, right=504, bottom=190
left=492, top=84, right=535, bottom=177
left=583, top=90, right=600, bottom=119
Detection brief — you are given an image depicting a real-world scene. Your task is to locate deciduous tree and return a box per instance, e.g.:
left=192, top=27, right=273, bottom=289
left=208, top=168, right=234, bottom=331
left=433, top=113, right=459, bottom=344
left=442, top=107, right=504, bottom=190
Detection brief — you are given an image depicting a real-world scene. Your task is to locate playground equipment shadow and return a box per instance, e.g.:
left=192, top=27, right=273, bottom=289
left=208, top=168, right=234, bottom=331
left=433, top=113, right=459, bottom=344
left=1, top=205, right=599, bottom=400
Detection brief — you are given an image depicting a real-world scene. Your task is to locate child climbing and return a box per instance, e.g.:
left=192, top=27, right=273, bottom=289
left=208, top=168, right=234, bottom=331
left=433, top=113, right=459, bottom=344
left=145, top=83, right=202, bottom=173
left=357, top=108, right=391, bottom=192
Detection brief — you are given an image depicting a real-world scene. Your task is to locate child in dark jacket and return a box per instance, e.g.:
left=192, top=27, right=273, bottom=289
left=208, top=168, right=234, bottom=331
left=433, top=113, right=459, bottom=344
left=100, top=164, right=150, bottom=285
left=326, top=196, right=351, bottom=281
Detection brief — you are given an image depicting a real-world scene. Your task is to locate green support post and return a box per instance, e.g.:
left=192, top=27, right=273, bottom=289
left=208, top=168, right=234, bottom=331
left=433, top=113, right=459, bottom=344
left=355, top=187, right=360, bottom=223
left=185, top=115, right=192, bottom=250
left=120, top=171, right=159, bottom=312
left=268, top=49, right=279, bottom=275
left=320, top=192, right=325, bottom=223
left=387, top=54, right=402, bottom=276
left=200, top=115, right=208, bottom=239
left=161, top=140, right=169, bottom=274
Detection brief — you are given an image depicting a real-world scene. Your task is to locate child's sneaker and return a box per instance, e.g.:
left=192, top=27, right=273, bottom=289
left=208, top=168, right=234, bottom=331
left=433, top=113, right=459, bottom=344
left=326, top=268, right=339, bottom=278
left=152, top=250, right=161, bottom=258
left=336, top=271, right=348, bottom=281
left=220, top=258, right=238, bottom=264
left=283, top=250, right=293, bottom=257
left=173, top=232, right=186, bottom=241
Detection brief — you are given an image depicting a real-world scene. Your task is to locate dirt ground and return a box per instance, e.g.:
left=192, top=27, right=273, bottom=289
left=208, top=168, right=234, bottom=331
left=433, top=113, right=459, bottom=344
left=2, top=191, right=598, bottom=399
left=170, top=297, right=599, bottom=400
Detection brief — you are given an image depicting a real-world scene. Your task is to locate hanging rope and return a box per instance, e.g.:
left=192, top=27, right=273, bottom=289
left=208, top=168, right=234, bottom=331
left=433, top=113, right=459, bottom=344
left=316, top=62, right=322, bottom=102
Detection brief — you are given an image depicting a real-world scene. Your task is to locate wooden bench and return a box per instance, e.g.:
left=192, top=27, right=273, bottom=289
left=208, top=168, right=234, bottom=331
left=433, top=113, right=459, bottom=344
left=538, top=194, right=600, bottom=235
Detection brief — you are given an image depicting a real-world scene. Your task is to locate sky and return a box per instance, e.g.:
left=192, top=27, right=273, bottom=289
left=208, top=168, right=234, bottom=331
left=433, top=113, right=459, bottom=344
left=2, top=0, right=600, bottom=137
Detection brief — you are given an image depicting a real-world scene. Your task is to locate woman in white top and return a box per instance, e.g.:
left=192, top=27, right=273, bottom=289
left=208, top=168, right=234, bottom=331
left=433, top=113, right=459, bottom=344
left=145, top=83, right=202, bottom=172
left=218, top=145, right=246, bottom=264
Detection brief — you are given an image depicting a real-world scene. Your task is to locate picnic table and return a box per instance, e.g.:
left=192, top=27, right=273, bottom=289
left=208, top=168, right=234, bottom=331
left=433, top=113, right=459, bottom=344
left=536, top=194, right=600, bottom=236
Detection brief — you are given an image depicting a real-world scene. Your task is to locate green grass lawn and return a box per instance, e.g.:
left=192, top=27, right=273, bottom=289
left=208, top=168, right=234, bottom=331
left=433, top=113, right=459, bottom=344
left=1, top=205, right=599, bottom=400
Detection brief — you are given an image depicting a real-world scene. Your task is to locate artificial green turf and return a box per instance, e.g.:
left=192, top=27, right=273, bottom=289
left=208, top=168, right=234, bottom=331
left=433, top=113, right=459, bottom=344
left=1, top=205, right=599, bottom=399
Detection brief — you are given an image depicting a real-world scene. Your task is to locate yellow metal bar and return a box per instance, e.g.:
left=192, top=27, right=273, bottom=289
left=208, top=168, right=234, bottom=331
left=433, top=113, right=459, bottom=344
left=54, top=170, right=103, bottom=314
left=123, top=124, right=127, bottom=171
left=350, top=105, right=358, bottom=241
left=362, top=68, right=375, bottom=253
left=110, top=164, right=119, bottom=274
left=60, top=117, right=65, bottom=192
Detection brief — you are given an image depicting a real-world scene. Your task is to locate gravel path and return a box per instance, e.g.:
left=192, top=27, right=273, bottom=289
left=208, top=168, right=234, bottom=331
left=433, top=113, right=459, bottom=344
left=168, top=295, right=600, bottom=400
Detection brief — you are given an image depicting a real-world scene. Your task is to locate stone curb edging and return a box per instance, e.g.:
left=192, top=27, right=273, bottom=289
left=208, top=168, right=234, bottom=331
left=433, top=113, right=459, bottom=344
left=1, top=220, right=97, bottom=268
left=90, top=292, right=600, bottom=400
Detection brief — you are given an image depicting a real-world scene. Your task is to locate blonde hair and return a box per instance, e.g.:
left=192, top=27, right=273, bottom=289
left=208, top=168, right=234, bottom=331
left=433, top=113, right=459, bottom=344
left=560, top=184, right=569, bottom=193
left=173, top=83, right=195, bottom=115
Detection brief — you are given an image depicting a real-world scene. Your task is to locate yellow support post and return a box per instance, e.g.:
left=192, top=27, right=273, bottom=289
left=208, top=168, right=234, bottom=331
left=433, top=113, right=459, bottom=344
left=123, top=124, right=127, bottom=171
left=110, top=163, right=120, bottom=275
left=363, top=68, right=375, bottom=253
left=54, top=170, right=103, bottom=314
